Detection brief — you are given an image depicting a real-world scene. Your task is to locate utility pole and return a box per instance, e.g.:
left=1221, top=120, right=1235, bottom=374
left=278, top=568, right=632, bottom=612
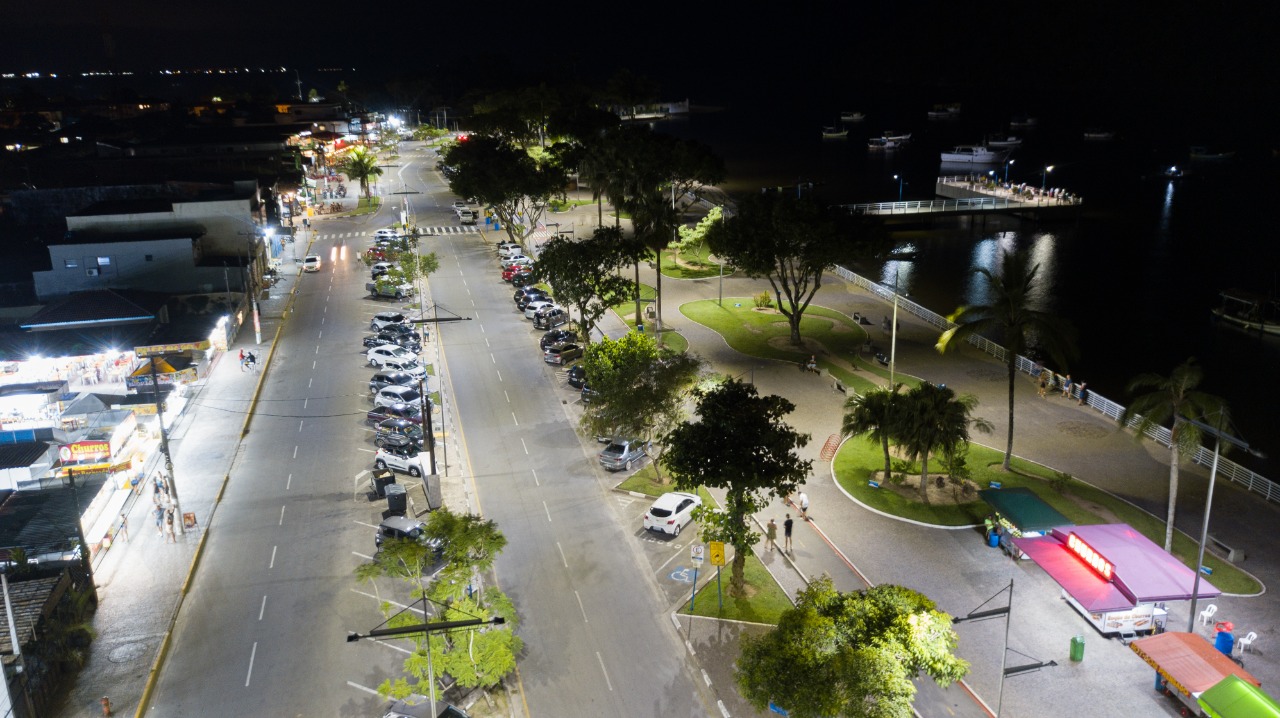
left=147, top=356, right=183, bottom=535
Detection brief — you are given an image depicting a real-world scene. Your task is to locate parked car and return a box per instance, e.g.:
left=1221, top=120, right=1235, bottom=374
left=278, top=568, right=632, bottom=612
left=374, top=445, right=428, bottom=477
left=567, top=365, right=587, bottom=389
left=367, top=280, right=415, bottom=300
left=516, top=291, right=549, bottom=311
left=375, top=516, right=426, bottom=548
left=368, top=345, right=417, bottom=366
left=495, top=240, right=520, bottom=253
left=458, top=209, right=478, bottom=225
left=371, top=262, right=397, bottom=279
left=378, top=356, right=426, bottom=377
left=600, top=438, right=648, bottom=471
left=511, top=272, right=537, bottom=288
left=303, top=255, right=322, bottom=272
left=363, top=332, right=421, bottom=352
left=450, top=201, right=469, bottom=212
left=374, top=384, right=423, bottom=409
left=642, top=491, right=702, bottom=536
left=514, top=286, right=546, bottom=302
left=502, top=265, right=533, bottom=282
left=501, top=255, right=534, bottom=270
left=367, top=402, right=423, bottom=425
left=370, top=312, right=408, bottom=331
left=543, top=342, right=583, bottom=365
left=533, top=307, right=569, bottom=330
left=523, top=300, right=556, bottom=319
left=540, top=328, right=578, bottom=350
left=374, top=228, right=400, bottom=241
left=374, top=417, right=425, bottom=449
left=368, top=370, right=417, bottom=394
left=498, top=245, right=524, bottom=259
left=365, top=248, right=388, bottom=262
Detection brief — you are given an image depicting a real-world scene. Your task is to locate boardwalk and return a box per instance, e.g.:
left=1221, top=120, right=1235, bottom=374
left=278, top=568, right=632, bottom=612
left=835, top=176, right=1083, bottom=219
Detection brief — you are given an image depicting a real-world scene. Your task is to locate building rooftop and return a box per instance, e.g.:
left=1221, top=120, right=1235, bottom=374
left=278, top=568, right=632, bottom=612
left=21, top=289, right=168, bottom=330
left=0, top=442, right=53, bottom=470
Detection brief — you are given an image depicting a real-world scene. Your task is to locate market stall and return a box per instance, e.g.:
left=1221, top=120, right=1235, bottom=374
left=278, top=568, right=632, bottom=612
left=1014, top=524, right=1217, bottom=636
left=1199, top=674, right=1280, bottom=718
left=979, top=486, right=1073, bottom=557
left=1130, top=632, right=1261, bottom=716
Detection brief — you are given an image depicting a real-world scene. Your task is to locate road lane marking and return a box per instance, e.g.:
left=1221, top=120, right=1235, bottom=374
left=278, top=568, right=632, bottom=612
left=353, top=520, right=379, bottom=529
left=286, top=473, right=292, bottom=490
left=299, top=420, right=304, bottom=432
left=293, top=446, right=299, bottom=459
left=702, top=669, right=712, bottom=686
left=595, top=652, right=613, bottom=691
left=357, top=447, right=375, bottom=453
left=245, top=642, right=257, bottom=686
left=542, top=501, right=551, bottom=522
left=351, top=551, right=374, bottom=560
left=655, top=547, right=686, bottom=575
left=318, top=331, right=323, bottom=339
left=485, top=337, right=490, bottom=347
left=303, top=398, right=309, bottom=409
left=269, top=546, right=277, bottom=569
left=512, top=412, right=519, bottom=426
left=575, top=590, right=588, bottom=623
left=531, top=469, right=539, bottom=486
left=308, top=378, right=313, bottom=389
left=278, top=506, right=285, bottom=525
left=520, top=438, right=528, bottom=454
left=315, top=345, right=320, bottom=354
left=351, top=589, right=424, bottom=613
left=717, top=700, right=730, bottom=718
left=496, top=369, right=503, bottom=382
left=312, top=360, right=316, bottom=370
left=346, top=681, right=380, bottom=696
left=490, top=354, right=496, bottom=364
left=556, top=541, right=567, bottom=568
left=259, top=595, right=267, bottom=620
left=504, top=390, right=510, bottom=404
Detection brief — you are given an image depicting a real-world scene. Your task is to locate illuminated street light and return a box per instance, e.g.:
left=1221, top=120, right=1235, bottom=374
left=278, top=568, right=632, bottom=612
left=892, top=174, right=905, bottom=202
left=1041, top=165, right=1054, bottom=192
left=1004, top=159, right=1015, bottom=183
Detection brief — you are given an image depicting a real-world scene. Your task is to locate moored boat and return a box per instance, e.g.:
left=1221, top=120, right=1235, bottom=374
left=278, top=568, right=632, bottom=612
left=840, top=111, right=866, bottom=122
left=1010, top=115, right=1039, bottom=128
left=882, top=130, right=912, bottom=143
left=940, top=145, right=1013, bottom=163
left=986, top=134, right=1023, bottom=148
left=927, top=103, right=962, bottom=120
left=1083, top=128, right=1116, bottom=141
left=1189, top=146, right=1236, bottom=161
left=1212, top=290, right=1280, bottom=336
left=821, top=126, right=848, bottom=139
left=868, top=137, right=900, bottom=151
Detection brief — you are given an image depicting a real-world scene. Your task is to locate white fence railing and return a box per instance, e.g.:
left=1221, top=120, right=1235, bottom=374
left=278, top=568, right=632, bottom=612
left=838, top=197, right=1018, bottom=215
left=832, top=265, right=1280, bottom=504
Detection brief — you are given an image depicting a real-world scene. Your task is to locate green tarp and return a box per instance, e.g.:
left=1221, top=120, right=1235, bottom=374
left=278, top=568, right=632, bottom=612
left=1200, top=674, right=1280, bottom=718
left=978, top=487, right=1073, bottom=533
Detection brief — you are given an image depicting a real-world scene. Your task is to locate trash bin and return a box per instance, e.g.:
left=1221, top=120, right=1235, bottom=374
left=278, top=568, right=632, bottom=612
left=385, top=483, right=407, bottom=515
left=1070, top=634, right=1085, bottom=662
left=1214, top=623, right=1235, bottom=657
left=370, top=469, right=395, bottom=497
left=987, top=532, right=1000, bottom=548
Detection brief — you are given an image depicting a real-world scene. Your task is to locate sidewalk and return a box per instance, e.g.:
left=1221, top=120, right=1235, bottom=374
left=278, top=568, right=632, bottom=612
left=55, top=256, right=305, bottom=718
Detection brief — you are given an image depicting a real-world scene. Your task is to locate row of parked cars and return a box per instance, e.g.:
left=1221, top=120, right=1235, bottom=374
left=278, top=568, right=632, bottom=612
left=360, top=310, right=434, bottom=478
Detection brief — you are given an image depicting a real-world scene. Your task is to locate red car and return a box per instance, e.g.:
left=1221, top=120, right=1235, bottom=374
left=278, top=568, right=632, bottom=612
left=365, top=248, right=388, bottom=262
left=502, top=265, right=534, bottom=282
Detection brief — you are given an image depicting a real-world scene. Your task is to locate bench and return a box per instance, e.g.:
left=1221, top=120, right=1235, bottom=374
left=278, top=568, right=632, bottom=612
left=868, top=480, right=880, bottom=489
left=1208, top=535, right=1244, bottom=563
left=989, top=481, right=1002, bottom=490
left=833, top=380, right=846, bottom=394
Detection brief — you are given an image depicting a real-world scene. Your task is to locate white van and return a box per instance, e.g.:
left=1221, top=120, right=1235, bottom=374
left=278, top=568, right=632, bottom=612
left=303, top=255, right=322, bottom=272
left=458, top=209, right=478, bottom=225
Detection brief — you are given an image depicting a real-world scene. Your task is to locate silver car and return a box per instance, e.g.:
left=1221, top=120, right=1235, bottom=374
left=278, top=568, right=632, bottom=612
left=599, top=438, right=648, bottom=471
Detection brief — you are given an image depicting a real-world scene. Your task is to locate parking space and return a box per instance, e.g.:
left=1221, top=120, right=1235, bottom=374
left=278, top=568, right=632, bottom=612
left=612, top=491, right=708, bottom=607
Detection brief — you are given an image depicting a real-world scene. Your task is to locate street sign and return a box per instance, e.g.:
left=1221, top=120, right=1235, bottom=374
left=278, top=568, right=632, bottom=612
left=691, top=544, right=705, bottom=566
left=709, top=541, right=726, bottom=567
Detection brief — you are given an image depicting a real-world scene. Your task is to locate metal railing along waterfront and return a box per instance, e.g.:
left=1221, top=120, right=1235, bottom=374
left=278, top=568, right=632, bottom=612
left=832, top=265, right=1280, bottom=504
left=838, top=197, right=1018, bottom=216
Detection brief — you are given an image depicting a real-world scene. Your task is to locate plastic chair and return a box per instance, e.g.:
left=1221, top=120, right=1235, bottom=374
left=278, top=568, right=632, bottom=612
left=1198, top=604, right=1218, bottom=626
left=1237, top=631, right=1258, bottom=654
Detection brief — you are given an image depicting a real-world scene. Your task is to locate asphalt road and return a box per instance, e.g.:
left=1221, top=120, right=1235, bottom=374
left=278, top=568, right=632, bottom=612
left=147, top=144, right=717, bottom=717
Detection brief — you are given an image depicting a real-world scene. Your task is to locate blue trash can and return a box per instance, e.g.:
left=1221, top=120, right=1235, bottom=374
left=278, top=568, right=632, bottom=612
left=1215, top=631, right=1234, bottom=657
left=988, top=532, right=1000, bottom=548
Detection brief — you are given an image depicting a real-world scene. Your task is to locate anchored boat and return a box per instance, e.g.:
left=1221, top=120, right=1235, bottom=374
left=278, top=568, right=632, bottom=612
left=940, top=145, right=1013, bottom=164
left=1212, top=289, right=1280, bottom=336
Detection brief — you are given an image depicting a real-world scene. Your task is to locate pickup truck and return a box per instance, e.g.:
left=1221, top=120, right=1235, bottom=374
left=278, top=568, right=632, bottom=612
left=366, top=281, right=415, bottom=299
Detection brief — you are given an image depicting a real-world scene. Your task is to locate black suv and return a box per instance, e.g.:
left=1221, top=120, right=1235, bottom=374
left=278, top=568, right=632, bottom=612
left=540, top=328, right=578, bottom=350
left=514, top=288, right=548, bottom=309
left=363, top=332, right=422, bottom=353
left=368, top=370, right=417, bottom=395
left=375, top=417, right=426, bottom=449
left=567, top=365, right=587, bottom=389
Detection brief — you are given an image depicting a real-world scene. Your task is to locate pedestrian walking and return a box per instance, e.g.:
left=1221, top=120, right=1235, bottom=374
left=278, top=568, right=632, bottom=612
left=154, top=505, right=164, bottom=535
left=1061, top=374, right=1073, bottom=398
left=152, top=486, right=161, bottom=508
left=1038, top=372, right=1049, bottom=398
left=1077, top=381, right=1088, bottom=406
left=765, top=519, right=778, bottom=551
left=101, top=695, right=113, bottom=717
left=164, top=509, right=176, bottom=543
left=153, top=472, right=163, bottom=495
left=238, top=348, right=245, bottom=364
left=797, top=491, right=810, bottom=521
left=783, top=514, right=794, bottom=552
left=118, top=513, right=128, bottom=542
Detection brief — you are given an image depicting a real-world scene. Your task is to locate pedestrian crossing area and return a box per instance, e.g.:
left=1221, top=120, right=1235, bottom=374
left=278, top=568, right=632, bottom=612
left=313, top=226, right=481, bottom=241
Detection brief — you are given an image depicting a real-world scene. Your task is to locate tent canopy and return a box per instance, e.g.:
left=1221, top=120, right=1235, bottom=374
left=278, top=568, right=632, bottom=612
left=979, top=487, right=1073, bottom=532
left=1199, top=675, right=1280, bottom=718
left=1131, top=633, right=1259, bottom=697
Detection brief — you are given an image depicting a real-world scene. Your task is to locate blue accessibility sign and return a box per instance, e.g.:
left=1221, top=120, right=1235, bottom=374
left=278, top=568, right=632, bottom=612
left=669, top=567, right=694, bottom=583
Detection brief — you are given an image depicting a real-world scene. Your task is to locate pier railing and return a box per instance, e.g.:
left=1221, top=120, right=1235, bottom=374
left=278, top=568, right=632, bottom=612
left=839, top=197, right=1017, bottom=216
left=832, top=265, right=1280, bottom=504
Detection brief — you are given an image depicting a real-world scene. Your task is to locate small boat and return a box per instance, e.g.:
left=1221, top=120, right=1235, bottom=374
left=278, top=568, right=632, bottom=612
left=840, top=111, right=866, bottom=123
left=1010, top=115, right=1039, bottom=128
left=1189, top=146, right=1236, bottom=161
left=986, top=134, right=1023, bottom=148
left=881, top=130, right=912, bottom=143
left=821, top=126, right=848, bottom=139
left=1163, top=165, right=1186, bottom=179
left=1212, top=289, right=1280, bottom=336
left=927, top=103, right=962, bottom=120
left=1083, top=129, right=1116, bottom=141
left=940, top=145, right=1013, bottom=163
left=867, top=137, right=900, bottom=151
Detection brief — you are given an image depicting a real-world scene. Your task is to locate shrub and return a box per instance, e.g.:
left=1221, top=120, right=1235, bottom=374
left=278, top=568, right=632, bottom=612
left=753, top=291, right=773, bottom=309
left=1050, top=471, right=1074, bottom=494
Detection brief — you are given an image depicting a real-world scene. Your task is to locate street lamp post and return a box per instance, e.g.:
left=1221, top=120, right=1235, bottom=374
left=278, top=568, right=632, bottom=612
left=1004, top=159, right=1015, bottom=184
left=1041, top=165, right=1054, bottom=192
left=147, top=356, right=183, bottom=536
left=893, top=174, right=904, bottom=202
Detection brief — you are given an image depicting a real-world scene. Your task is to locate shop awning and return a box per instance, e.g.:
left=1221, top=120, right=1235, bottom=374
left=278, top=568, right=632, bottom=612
left=1014, top=524, right=1220, bottom=612
left=979, top=487, right=1073, bottom=532
left=1130, top=633, right=1259, bottom=698
left=1199, top=675, right=1280, bottom=718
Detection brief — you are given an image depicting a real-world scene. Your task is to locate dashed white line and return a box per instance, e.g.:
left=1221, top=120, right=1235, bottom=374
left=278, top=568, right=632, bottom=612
left=717, top=700, right=731, bottom=717
left=485, top=337, right=490, bottom=347
left=701, top=668, right=712, bottom=686
left=351, top=551, right=375, bottom=560
left=318, top=330, right=323, bottom=339
left=346, top=681, right=379, bottom=696
left=496, top=369, right=503, bottom=382
left=556, top=541, right=567, bottom=567
left=293, top=446, right=299, bottom=459
left=278, top=505, right=286, bottom=526
left=542, top=501, right=551, bottom=522
left=268, top=546, right=277, bottom=569
left=512, top=412, right=519, bottom=426
left=685, top=639, right=696, bottom=655
left=504, top=390, right=510, bottom=403
left=520, top=437, right=528, bottom=454
left=575, top=590, right=588, bottom=623
left=531, top=469, right=540, bottom=486
left=303, top=398, right=309, bottom=409
left=286, top=473, right=292, bottom=490
left=315, top=345, right=320, bottom=354
left=308, top=377, right=313, bottom=388
left=596, top=652, right=613, bottom=691
left=245, top=642, right=258, bottom=686
left=259, top=595, right=267, bottom=621
left=490, top=354, right=496, bottom=364
left=312, top=360, right=316, bottom=370
left=299, top=420, right=304, bottom=432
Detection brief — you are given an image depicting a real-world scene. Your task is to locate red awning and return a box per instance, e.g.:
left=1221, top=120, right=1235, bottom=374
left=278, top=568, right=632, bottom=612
left=1015, top=535, right=1135, bottom=612
left=1131, top=633, right=1260, bottom=697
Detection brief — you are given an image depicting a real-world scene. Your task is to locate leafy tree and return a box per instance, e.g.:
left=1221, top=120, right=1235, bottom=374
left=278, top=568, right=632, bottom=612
left=1121, top=358, right=1227, bottom=552
left=471, top=84, right=560, bottom=149
left=841, top=385, right=904, bottom=479
left=533, top=226, right=641, bottom=342
left=439, top=135, right=566, bottom=245
left=339, top=145, right=383, bottom=199
left=706, top=193, right=844, bottom=345
left=580, top=333, right=702, bottom=478
left=895, top=383, right=990, bottom=501
left=737, top=576, right=968, bottom=718
left=936, top=249, right=1076, bottom=470
left=423, top=508, right=506, bottom=604
left=676, top=205, right=722, bottom=261
left=662, top=380, right=810, bottom=595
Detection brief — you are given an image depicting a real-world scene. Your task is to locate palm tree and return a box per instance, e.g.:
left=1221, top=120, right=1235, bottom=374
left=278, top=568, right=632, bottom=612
left=896, top=383, right=989, bottom=501
left=1121, top=358, right=1226, bottom=552
left=340, top=145, right=383, bottom=199
left=841, top=385, right=904, bottom=479
left=936, top=249, right=1075, bottom=470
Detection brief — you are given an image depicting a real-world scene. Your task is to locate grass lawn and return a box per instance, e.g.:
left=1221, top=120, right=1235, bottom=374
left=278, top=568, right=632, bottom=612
left=833, top=440, right=1261, bottom=594
left=549, top=198, right=595, bottom=212
left=343, top=196, right=380, bottom=217
left=604, top=284, right=688, bottom=353
left=617, top=468, right=795, bottom=623
left=659, top=244, right=732, bottom=280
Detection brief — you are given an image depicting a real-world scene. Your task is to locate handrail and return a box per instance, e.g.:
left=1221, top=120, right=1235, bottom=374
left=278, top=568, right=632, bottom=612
left=831, top=265, right=1280, bottom=504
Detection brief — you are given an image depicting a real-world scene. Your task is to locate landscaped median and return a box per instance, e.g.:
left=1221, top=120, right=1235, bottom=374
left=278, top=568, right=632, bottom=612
left=832, top=437, right=1263, bottom=595
left=617, top=467, right=795, bottom=624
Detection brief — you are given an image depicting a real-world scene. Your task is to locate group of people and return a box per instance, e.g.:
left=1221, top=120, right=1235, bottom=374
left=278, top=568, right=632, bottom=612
left=1035, top=367, right=1087, bottom=405
left=762, top=491, right=811, bottom=555
left=152, top=473, right=178, bottom=543
left=238, top=349, right=258, bottom=372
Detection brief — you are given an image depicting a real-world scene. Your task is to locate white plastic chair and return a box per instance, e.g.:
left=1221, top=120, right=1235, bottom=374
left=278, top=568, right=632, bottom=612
left=1237, top=631, right=1257, bottom=654
left=1198, top=604, right=1218, bottom=626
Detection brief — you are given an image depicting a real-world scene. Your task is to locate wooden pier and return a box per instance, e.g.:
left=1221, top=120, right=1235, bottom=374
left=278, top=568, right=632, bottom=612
left=835, top=176, right=1083, bottom=221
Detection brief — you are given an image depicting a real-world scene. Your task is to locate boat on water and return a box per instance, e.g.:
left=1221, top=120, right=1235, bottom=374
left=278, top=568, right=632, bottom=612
left=1212, top=289, right=1280, bottom=336
left=868, top=137, right=900, bottom=151
left=1189, top=146, right=1236, bottom=161
left=940, top=145, right=1013, bottom=164
left=1010, top=115, right=1039, bottom=128
left=1164, top=165, right=1186, bottom=179
left=927, top=103, right=962, bottom=120
left=840, top=111, right=866, bottom=122
left=821, top=127, right=848, bottom=139
left=881, top=130, right=912, bottom=143
left=986, top=134, right=1023, bottom=148
left=1083, top=129, right=1116, bottom=141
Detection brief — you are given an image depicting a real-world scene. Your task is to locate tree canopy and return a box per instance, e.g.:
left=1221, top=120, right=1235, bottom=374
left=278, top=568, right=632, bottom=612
left=533, top=226, right=641, bottom=342
left=339, top=145, right=383, bottom=199
left=737, top=576, right=968, bottom=718
left=439, top=135, right=566, bottom=244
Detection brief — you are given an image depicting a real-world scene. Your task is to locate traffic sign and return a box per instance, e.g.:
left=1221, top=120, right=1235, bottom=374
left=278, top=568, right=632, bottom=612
left=691, top=544, right=705, bottom=566
left=709, top=541, right=726, bottom=567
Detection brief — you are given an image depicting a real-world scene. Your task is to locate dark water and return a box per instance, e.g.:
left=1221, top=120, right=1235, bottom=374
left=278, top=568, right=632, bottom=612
left=653, top=104, right=1280, bottom=476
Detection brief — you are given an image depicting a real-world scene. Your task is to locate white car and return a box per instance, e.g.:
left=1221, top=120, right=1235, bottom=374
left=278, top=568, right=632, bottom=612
left=458, top=209, right=478, bottom=225
left=523, top=300, right=556, bottom=319
left=642, top=492, right=703, bottom=536
left=303, top=255, right=322, bottom=272
left=451, top=201, right=469, bottom=212
left=370, top=312, right=408, bottom=331
left=501, top=255, right=533, bottom=269
left=367, top=345, right=417, bottom=367
left=497, top=245, right=524, bottom=259
left=374, top=446, right=428, bottom=478
left=374, top=228, right=400, bottom=241
left=495, top=240, right=519, bottom=253
left=379, top=356, right=426, bottom=378
left=374, top=384, right=423, bottom=409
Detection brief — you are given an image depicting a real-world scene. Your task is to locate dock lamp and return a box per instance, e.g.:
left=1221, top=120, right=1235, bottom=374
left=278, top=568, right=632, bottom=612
left=893, top=174, right=904, bottom=202
left=1041, top=165, right=1054, bottom=191
left=1004, top=159, right=1015, bottom=183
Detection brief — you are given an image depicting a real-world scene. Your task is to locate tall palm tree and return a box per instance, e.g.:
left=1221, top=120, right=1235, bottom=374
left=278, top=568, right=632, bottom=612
left=339, top=145, right=383, bottom=199
left=1121, top=358, right=1226, bottom=552
left=896, top=383, right=988, bottom=502
left=936, top=249, right=1075, bottom=470
left=841, top=385, right=904, bottom=479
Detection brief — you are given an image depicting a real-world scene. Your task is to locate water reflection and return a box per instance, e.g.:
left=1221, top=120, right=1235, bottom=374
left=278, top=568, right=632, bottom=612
left=966, top=238, right=999, bottom=305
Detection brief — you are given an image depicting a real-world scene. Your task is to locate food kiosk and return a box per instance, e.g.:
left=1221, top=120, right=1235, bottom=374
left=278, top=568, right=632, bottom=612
left=1130, top=633, right=1262, bottom=716
left=979, top=486, right=1073, bottom=558
left=1198, top=674, right=1280, bottom=718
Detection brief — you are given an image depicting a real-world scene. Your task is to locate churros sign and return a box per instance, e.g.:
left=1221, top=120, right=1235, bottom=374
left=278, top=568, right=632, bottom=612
left=59, top=441, right=111, bottom=464
left=1066, top=532, right=1114, bottom=581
